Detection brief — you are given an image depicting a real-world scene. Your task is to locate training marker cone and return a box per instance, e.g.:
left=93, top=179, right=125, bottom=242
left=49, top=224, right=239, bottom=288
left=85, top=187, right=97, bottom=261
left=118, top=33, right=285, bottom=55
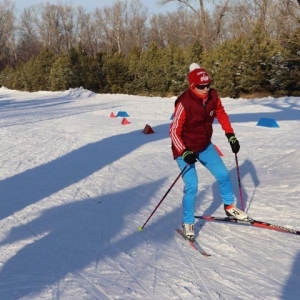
left=142, top=124, right=154, bottom=134
left=121, top=118, right=130, bottom=125
left=110, top=112, right=116, bottom=118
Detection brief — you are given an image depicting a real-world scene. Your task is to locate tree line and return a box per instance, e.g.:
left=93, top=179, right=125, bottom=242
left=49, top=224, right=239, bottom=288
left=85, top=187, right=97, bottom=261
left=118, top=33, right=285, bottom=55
left=0, top=0, right=299, bottom=98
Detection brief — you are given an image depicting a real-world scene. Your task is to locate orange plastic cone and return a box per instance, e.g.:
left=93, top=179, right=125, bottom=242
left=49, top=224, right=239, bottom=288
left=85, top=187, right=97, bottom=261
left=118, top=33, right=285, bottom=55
left=142, top=124, right=154, bottom=134
left=121, top=118, right=130, bottom=125
left=110, top=112, right=116, bottom=118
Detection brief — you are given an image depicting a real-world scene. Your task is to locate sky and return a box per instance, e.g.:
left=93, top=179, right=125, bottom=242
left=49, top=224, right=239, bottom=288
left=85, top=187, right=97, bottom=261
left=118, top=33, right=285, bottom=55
left=14, top=0, right=178, bottom=14
left=0, top=86, right=300, bottom=299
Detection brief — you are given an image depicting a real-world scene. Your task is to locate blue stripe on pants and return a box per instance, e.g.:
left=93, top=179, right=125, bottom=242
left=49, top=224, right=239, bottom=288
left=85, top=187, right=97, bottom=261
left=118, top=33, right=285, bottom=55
left=176, top=143, right=234, bottom=224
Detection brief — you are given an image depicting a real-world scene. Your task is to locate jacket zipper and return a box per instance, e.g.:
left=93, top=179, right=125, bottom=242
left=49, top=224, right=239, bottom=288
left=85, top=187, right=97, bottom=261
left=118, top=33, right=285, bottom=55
left=203, top=102, right=210, bottom=145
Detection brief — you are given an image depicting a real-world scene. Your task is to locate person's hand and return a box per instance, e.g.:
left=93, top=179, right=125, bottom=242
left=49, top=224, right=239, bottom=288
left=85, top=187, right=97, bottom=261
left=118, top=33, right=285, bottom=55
left=182, top=150, right=197, bottom=164
left=226, top=133, right=240, bottom=154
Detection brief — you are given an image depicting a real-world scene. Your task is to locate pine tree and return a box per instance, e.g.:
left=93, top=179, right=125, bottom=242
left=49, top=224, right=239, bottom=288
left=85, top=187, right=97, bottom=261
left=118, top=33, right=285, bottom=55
left=139, top=42, right=170, bottom=96
left=103, top=52, right=131, bottom=94
left=49, top=55, right=72, bottom=91
left=27, top=48, right=55, bottom=91
left=164, top=44, right=187, bottom=95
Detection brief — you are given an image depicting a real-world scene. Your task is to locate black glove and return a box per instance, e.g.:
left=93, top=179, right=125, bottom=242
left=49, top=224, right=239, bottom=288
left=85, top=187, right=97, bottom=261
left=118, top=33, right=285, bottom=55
left=226, top=133, right=240, bottom=154
left=182, top=150, right=197, bottom=164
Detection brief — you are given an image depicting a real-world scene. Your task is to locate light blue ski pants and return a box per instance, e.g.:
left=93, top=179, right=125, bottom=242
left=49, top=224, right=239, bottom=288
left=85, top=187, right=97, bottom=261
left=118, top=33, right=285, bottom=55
left=176, top=143, right=234, bottom=224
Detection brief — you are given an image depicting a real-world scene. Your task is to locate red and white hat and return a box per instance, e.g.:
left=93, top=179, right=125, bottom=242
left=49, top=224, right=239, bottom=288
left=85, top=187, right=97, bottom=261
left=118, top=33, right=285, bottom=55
left=188, top=63, right=211, bottom=88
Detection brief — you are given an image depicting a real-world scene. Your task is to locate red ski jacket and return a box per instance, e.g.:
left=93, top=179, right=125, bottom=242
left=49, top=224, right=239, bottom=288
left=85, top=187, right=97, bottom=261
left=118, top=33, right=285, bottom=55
left=169, top=88, right=234, bottom=159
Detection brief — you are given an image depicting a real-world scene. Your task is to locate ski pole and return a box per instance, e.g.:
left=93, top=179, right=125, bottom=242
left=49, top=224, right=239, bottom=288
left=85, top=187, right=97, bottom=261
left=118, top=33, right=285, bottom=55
left=138, top=164, right=188, bottom=231
left=235, top=153, right=245, bottom=211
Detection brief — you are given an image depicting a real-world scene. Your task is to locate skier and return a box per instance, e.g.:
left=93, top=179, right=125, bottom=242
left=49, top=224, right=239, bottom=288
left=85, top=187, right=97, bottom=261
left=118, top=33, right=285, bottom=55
left=169, top=63, right=248, bottom=241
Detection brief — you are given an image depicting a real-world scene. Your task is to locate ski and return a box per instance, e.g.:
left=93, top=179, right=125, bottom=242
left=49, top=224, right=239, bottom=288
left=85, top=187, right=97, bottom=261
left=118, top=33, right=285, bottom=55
left=175, top=228, right=211, bottom=257
left=195, top=215, right=300, bottom=236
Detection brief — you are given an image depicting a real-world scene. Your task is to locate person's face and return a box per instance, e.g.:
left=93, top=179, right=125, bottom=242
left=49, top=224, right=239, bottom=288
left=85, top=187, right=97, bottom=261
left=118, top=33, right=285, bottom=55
left=195, top=83, right=211, bottom=95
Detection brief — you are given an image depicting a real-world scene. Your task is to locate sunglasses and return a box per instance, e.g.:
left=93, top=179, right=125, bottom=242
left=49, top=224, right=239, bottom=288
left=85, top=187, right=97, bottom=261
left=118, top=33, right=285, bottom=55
left=196, top=83, right=211, bottom=90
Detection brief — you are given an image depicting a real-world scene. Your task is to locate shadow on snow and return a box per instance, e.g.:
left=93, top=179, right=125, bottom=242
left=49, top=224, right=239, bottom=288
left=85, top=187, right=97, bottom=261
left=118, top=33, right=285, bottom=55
left=0, top=180, right=183, bottom=299
left=0, top=123, right=170, bottom=223
left=228, top=97, right=300, bottom=123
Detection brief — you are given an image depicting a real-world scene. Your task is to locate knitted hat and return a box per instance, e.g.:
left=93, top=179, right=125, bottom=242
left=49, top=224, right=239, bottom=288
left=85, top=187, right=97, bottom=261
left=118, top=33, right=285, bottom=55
left=188, top=63, right=211, bottom=88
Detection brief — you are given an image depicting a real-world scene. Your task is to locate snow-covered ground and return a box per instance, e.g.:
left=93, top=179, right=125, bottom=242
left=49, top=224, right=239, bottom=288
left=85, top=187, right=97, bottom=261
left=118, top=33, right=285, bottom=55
left=0, top=86, right=299, bottom=300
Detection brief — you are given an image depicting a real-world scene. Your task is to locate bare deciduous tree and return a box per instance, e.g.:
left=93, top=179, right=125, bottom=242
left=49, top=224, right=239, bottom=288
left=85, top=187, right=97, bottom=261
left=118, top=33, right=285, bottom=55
left=76, top=7, right=97, bottom=55
left=148, top=9, right=202, bottom=48
left=157, top=0, right=232, bottom=49
left=124, top=0, right=148, bottom=52
left=58, top=4, right=77, bottom=51
left=94, top=1, right=128, bottom=53
left=33, top=3, right=78, bottom=53
left=16, top=8, right=42, bottom=62
left=0, top=0, right=15, bottom=68
left=158, top=0, right=208, bottom=46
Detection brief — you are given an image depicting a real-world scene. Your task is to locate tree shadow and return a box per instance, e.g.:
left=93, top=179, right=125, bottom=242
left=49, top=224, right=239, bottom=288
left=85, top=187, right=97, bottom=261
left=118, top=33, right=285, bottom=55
left=228, top=97, right=300, bottom=123
left=0, top=95, right=73, bottom=109
left=0, top=181, right=159, bottom=299
left=281, top=250, right=300, bottom=299
left=0, top=174, right=196, bottom=299
left=0, top=89, right=126, bottom=128
left=0, top=123, right=170, bottom=222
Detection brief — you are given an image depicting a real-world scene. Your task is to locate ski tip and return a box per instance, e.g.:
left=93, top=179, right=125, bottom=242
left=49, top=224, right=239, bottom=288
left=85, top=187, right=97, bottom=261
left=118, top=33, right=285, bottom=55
left=138, top=226, right=143, bottom=231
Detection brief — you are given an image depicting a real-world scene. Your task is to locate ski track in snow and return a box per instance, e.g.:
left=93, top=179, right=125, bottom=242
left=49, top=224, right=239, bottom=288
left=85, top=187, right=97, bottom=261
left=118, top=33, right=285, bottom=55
left=0, top=87, right=300, bottom=299
left=200, top=224, right=289, bottom=297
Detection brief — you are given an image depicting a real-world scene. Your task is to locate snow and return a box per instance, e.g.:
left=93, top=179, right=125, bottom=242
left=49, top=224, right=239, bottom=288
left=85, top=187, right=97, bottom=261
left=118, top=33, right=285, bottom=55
left=0, top=86, right=300, bottom=300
